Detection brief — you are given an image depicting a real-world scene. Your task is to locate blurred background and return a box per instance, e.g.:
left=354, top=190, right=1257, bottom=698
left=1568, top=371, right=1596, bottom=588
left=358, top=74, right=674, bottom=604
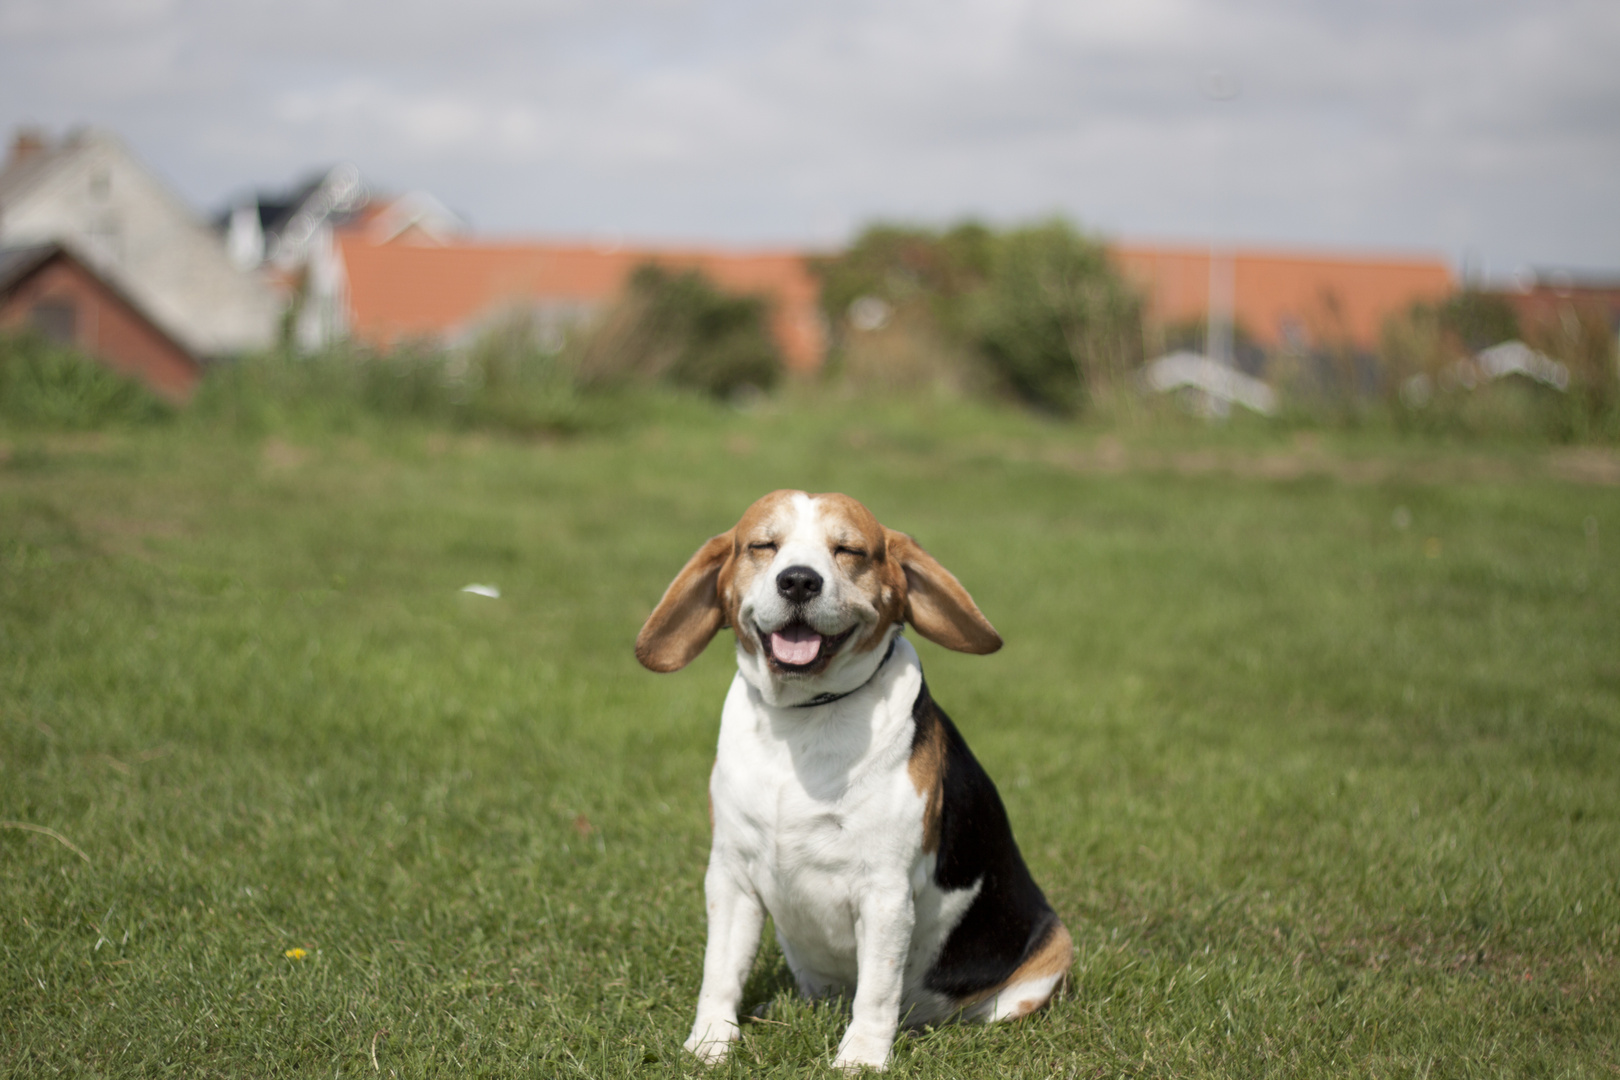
left=1, top=0, right=1617, bottom=430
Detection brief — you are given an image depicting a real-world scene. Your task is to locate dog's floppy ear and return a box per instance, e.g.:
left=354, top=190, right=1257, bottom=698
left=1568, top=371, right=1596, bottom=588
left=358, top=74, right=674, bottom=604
left=636, top=530, right=736, bottom=672
left=884, top=528, right=1002, bottom=655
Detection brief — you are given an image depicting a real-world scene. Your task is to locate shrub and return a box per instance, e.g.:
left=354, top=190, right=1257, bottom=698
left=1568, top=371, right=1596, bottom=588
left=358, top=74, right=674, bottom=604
left=1524, top=301, right=1620, bottom=439
left=813, top=223, right=992, bottom=398
left=574, top=265, right=781, bottom=398
left=816, top=222, right=992, bottom=339
left=190, top=322, right=584, bottom=437
left=1440, top=290, right=1521, bottom=353
left=1381, top=290, right=1619, bottom=442
left=970, top=220, right=1143, bottom=413
left=0, top=331, right=173, bottom=428
left=816, top=218, right=1142, bottom=413
left=453, top=310, right=582, bottom=433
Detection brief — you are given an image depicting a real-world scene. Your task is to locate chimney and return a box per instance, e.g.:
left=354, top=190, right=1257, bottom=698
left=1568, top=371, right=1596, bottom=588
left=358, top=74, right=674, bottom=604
left=7, top=128, right=49, bottom=170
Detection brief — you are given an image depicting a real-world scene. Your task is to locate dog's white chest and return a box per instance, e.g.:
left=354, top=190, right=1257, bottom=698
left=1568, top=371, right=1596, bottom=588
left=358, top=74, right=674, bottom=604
left=710, top=658, right=935, bottom=986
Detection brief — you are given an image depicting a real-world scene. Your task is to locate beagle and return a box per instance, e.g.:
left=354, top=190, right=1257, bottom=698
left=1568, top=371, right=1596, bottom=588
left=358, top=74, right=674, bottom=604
left=636, top=490, right=1072, bottom=1071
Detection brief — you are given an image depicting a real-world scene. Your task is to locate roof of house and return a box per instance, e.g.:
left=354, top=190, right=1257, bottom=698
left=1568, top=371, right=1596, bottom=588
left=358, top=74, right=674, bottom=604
left=1112, top=244, right=1455, bottom=350
left=1, top=127, right=281, bottom=355
left=0, top=243, right=57, bottom=292
left=0, top=240, right=202, bottom=402
left=336, top=234, right=827, bottom=371
left=0, top=131, right=77, bottom=208
left=0, top=240, right=197, bottom=361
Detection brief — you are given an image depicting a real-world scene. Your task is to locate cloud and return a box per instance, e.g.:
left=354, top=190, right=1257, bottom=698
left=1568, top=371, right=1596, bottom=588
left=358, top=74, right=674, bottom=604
left=2, top=0, right=1616, bottom=270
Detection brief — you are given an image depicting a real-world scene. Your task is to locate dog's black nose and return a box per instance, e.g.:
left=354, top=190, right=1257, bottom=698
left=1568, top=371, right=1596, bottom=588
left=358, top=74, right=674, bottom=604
left=776, top=565, right=823, bottom=604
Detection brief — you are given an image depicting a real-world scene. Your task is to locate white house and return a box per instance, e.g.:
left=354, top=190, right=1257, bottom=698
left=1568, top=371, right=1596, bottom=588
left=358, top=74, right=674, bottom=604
left=216, top=167, right=467, bottom=352
left=0, top=128, right=279, bottom=357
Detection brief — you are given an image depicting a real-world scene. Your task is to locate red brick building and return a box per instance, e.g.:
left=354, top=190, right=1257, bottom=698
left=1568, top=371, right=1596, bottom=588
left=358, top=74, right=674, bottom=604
left=0, top=242, right=201, bottom=401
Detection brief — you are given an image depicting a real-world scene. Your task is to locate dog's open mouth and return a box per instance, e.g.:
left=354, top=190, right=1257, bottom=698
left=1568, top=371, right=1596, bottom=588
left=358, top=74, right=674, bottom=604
left=760, top=621, right=855, bottom=672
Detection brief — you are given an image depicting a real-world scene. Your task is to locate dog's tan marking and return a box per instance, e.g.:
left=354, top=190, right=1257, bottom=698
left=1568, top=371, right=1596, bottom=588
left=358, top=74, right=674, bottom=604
left=718, top=489, right=801, bottom=656
left=637, top=489, right=1002, bottom=673
left=906, top=716, right=947, bottom=855
left=809, top=493, right=903, bottom=654
left=636, top=491, right=800, bottom=671
left=883, top=529, right=1002, bottom=655
left=955, top=921, right=1074, bottom=1017
left=1007, top=920, right=1074, bottom=990
left=635, top=531, right=734, bottom=672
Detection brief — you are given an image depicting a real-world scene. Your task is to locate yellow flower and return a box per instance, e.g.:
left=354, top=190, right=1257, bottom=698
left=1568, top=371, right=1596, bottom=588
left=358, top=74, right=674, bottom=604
left=285, top=947, right=307, bottom=960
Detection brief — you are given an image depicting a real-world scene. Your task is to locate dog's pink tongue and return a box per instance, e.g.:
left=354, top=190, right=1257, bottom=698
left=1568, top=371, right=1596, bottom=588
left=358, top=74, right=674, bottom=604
left=771, top=625, right=822, bottom=665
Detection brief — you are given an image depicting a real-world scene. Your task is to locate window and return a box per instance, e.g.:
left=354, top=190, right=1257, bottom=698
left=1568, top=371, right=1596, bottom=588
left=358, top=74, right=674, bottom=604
left=30, top=299, right=77, bottom=344
left=85, top=215, right=123, bottom=266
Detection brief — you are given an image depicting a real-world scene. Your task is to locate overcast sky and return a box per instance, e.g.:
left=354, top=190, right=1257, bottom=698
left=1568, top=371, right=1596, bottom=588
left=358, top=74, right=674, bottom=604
left=3, top=0, right=1616, bottom=276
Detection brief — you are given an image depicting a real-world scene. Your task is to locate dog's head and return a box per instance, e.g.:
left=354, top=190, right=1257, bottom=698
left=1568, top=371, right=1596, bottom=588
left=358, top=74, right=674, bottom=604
left=636, top=490, right=1000, bottom=705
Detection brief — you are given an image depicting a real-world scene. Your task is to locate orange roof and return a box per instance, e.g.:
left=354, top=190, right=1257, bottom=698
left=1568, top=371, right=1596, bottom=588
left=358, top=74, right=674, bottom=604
left=336, top=234, right=826, bottom=372
left=336, top=230, right=1454, bottom=368
left=1112, top=244, right=1454, bottom=351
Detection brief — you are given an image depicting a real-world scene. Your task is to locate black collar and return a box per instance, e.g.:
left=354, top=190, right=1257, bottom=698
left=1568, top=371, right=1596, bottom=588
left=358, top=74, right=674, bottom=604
left=788, top=635, right=899, bottom=709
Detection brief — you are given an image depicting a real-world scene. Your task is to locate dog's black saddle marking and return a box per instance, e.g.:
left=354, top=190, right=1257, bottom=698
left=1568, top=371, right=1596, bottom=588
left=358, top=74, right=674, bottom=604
left=911, top=679, right=1061, bottom=999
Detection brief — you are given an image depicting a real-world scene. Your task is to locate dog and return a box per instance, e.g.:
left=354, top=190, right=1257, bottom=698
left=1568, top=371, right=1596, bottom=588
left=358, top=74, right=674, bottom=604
left=636, top=490, right=1071, bottom=1071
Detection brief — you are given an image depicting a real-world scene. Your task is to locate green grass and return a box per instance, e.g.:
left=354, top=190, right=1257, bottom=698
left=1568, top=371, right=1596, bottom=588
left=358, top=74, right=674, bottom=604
left=2, top=396, right=1617, bottom=1077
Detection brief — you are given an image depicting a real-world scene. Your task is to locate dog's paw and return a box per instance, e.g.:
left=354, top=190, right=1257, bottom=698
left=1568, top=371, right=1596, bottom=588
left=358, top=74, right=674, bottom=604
left=832, top=1030, right=891, bottom=1072
left=683, top=1020, right=737, bottom=1066
left=684, top=1038, right=732, bottom=1066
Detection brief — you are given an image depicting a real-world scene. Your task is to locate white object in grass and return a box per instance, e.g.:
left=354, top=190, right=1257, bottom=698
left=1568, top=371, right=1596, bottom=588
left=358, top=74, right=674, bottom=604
left=1474, top=340, right=1569, bottom=390
left=1142, top=350, right=1278, bottom=415
left=461, top=584, right=501, bottom=599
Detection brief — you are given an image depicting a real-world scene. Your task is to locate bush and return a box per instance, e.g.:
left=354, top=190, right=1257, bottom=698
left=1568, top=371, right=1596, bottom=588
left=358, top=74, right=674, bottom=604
left=970, top=220, right=1142, bottom=412
left=573, top=265, right=781, bottom=398
left=452, top=310, right=583, bottom=433
left=190, top=346, right=445, bottom=432
left=812, top=223, right=991, bottom=398
left=816, top=222, right=992, bottom=340
left=190, top=323, right=584, bottom=437
left=816, top=218, right=1141, bottom=413
left=1381, top=290, right=1620, bottom=442
left=1440, top=290, right=1521, bottom=353
left=1525, top=302, right=1620, bottom=440
left=0, top=331, right=174, bottom=428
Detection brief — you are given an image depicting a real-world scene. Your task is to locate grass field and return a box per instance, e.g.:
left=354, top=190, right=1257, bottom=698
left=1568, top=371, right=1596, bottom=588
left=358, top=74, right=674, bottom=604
left=2, top=396, right=1617, bottom=1077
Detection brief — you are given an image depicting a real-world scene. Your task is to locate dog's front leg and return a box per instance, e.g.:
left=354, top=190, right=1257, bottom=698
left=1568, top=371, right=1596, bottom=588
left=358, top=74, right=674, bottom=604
left=833, top=883, right=915, bottom=1072
left=684, top=859, right=764, bottom=1065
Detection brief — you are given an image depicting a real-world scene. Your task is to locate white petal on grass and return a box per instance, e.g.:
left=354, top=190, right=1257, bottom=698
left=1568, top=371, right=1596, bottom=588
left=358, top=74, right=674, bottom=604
left=461, top=584, right=501, bottom=599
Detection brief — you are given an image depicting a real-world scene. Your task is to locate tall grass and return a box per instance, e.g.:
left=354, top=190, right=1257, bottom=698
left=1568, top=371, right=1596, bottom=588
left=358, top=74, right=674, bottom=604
left=0, top=331, right=176, bottom=428
left=1381, top=292, right=1620, bottom=443
left=190, top=334, right=587, bottom=437
left=574, top=264, right=782, bottom=398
